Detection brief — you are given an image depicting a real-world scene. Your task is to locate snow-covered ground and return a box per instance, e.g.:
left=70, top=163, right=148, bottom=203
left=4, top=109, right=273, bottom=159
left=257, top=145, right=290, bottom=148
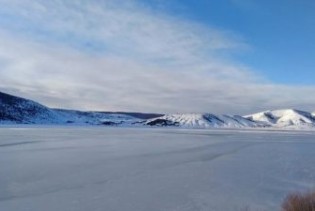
left=1, top=127, right=315, bottom=211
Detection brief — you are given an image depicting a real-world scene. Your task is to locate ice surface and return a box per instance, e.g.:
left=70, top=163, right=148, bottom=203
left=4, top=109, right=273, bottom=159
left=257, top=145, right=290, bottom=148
left=1, top=127, right=315, bottom=211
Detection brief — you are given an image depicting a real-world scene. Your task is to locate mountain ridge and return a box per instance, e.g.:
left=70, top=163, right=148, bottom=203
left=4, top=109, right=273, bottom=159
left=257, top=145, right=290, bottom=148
left=0, top=91, right=161, bottom=125
left=244, top=109, right=315, bottom=128
left=1, top=91, right=314, bottom=130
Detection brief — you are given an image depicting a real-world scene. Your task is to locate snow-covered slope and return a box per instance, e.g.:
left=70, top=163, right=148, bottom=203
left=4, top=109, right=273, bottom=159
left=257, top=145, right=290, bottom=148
left=145, top=110, right=315, bottom=129
left=0, top=92, right=152, bottom=125
left=54, top=109, right=145, bottom=125
left=145, top=113, right=262, bottom=128
left=0, top=92, right=65, bottom=124
left=244, top=109, right=315, bottom=128
left=1, top=91, right=315, bottom=130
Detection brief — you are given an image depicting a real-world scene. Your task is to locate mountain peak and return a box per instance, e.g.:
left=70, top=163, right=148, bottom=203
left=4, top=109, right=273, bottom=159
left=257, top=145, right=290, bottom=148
left=145, top=113, right=263, bottom=128
left=244, top=109, right=315, bottom=128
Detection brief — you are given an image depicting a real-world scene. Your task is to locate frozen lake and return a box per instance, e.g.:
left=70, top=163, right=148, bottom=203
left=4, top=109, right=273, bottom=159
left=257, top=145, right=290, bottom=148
left=1, top=127, right=315, bottom=211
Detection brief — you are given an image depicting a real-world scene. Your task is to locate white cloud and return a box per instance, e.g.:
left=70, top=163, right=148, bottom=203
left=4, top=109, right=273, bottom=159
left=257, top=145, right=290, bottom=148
left=0, top=0, right=314, bottom=114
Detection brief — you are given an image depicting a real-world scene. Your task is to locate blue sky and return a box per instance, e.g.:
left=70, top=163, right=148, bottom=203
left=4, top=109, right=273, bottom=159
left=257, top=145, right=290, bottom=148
left=0, top=0, right=314, bottom=113
left=141, top=0, right=315, bottom=85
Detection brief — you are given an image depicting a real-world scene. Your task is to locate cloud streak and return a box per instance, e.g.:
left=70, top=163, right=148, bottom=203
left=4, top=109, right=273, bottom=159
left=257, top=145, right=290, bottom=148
left=0, top=0, right=314, bottom=114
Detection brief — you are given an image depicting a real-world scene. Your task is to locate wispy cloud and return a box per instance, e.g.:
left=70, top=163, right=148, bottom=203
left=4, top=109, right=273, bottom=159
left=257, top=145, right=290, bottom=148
left=0, top=0, right=314, bottom=114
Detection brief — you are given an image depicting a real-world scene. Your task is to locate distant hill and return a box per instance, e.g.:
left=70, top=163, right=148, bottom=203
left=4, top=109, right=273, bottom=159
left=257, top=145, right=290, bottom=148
left=144, top=113, right=264, bottom=128
left=1, top=91, right=314, bottom=130
left=0, top=92, right=62, bottom=124
left=0, top=91, right=161, bottom=125
left=244, top=109, right=315, bottom=129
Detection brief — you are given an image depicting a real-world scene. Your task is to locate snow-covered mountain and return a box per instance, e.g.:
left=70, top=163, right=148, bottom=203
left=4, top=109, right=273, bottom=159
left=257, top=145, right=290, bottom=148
left=244, top=109, right=315, bottom=129
left=145, top=113, right=264, bottom=128
left=145, top=110, right=315, bottom=129
left=0, top=92, right=64, bottom=124
left=0, top=92, right=159, bottom=125
left=1, top=91, right=315, bottom=130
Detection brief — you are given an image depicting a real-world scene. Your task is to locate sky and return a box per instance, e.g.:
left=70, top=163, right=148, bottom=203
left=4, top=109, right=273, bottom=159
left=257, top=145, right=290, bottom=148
left=0, top=0, right=314, bottom=114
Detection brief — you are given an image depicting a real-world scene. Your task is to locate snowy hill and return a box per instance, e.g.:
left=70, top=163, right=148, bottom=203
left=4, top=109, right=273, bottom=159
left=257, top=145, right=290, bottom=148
left=0, top=92, right=64, bottom=124
left=144, top=111, right=315, bottom=129
left=145, top=113, right=263, bottom=128
left=54, top=109, right=155, bottom=125
left=244, top=109, right=315, bottom=128
left=1, top=91, right=315, bottom=130
left=0, top=92, right=157, bottom=125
